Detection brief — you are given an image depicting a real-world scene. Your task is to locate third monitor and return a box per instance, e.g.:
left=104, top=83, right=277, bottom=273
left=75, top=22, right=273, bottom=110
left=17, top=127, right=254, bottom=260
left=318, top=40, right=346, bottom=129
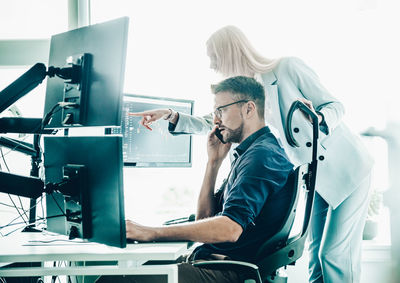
left=107, top=94, right=194, bottom=168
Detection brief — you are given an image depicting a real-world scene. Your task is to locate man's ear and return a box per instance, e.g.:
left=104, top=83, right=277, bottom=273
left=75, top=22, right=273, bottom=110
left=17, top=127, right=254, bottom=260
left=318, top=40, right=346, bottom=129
left=246, top=101, right=256, bottom=118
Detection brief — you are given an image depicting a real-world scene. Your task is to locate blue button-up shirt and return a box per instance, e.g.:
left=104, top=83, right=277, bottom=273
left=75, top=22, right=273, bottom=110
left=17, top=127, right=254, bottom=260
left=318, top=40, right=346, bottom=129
left=193, top=126, right=294, bottom=262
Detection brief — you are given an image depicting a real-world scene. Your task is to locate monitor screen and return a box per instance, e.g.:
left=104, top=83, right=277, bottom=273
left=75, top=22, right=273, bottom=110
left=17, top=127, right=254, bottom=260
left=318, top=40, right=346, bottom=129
left=44, top=136, right=126, bottom=248
left=107, top=94, right=193, bottom=167
left=43, top=17, right=129, bottom=129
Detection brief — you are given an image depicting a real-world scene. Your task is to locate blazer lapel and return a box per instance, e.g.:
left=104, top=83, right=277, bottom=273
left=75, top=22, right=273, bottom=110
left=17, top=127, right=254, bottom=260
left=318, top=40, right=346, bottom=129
left=262, top=72, right=288, bottom=148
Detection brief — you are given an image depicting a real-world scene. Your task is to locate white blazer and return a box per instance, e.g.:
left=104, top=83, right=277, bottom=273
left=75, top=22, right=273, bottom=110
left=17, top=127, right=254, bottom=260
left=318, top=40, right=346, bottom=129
left=172, top=57, right=374, bottom=209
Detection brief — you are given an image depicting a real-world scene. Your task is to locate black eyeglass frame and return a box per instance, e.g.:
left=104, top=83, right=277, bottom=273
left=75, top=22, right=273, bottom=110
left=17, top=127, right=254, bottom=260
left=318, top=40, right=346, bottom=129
left=213, top=100, right=249, bottom=119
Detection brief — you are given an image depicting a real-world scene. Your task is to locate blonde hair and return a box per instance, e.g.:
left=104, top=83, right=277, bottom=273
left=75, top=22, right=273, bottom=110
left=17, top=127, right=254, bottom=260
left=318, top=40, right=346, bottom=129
left=206, top=25, right=279, bottom=78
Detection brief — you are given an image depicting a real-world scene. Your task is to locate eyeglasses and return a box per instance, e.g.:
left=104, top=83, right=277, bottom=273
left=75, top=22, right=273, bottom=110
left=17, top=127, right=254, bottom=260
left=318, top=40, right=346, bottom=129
left=213, top=100, right=249, bottom=119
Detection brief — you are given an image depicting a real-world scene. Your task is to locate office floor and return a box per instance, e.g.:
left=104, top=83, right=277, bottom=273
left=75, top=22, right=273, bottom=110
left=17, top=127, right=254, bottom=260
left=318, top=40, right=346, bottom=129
left=285, top=242, right=392, bottom=283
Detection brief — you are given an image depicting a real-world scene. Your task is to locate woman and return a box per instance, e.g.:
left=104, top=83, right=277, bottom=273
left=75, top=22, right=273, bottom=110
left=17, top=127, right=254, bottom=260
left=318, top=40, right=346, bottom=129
left=133, top=25, right=374, bottom=283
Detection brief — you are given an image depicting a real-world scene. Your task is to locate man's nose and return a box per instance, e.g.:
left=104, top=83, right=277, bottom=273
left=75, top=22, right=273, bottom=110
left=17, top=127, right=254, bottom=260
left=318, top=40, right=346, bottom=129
left=213, top=114, right=221, bottom=125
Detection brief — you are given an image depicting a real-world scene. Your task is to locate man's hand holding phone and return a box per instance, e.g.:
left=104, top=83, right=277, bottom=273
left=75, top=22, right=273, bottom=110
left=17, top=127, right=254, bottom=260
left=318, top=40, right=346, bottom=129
left=207, top=126, right=231, bottom=165
left=214, top=127, right=226, bottom=144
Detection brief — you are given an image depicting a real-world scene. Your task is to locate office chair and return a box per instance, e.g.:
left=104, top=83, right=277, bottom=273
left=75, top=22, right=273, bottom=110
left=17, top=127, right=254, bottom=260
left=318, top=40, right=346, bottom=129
left=193, top=101, right=319, bottom=283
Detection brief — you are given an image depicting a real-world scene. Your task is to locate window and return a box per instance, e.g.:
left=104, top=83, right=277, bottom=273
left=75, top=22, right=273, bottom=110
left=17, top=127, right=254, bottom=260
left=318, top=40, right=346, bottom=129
left=90, top=0, right=400, bottom=235
left=0, top=0, right=68, bottom=39
left=0, top=0, right=69, bottom=236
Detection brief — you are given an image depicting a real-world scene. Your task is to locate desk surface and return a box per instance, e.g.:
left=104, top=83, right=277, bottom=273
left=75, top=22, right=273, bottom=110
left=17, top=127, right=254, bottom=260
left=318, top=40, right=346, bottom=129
left=0, top=231, right=190, bottom=264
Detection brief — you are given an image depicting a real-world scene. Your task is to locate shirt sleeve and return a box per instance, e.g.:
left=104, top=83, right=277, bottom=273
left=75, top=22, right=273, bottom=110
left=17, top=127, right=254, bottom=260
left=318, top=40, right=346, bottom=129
left=169, top=112, right=213, bottom=135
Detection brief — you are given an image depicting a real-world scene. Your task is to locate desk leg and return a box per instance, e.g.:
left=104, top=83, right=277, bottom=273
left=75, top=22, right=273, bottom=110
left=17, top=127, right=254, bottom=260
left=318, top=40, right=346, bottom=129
left=118, top=260, right=146, bottom=268
left=167, top=264, right=178, bottom=283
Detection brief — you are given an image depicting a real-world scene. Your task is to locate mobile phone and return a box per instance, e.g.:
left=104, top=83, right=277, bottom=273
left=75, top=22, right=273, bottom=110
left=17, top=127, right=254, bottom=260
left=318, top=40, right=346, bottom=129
left=215, top=128, right=226, bottom=144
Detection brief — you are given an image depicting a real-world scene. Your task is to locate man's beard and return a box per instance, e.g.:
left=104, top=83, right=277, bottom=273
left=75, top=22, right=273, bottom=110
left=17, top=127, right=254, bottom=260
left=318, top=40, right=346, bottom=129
left=223, top=121, right=244, bottom=144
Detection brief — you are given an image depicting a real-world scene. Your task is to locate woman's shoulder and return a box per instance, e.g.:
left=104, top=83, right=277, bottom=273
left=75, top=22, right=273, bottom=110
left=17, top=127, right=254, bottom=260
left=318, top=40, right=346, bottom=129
left=274, top=56, right=307, bottom=73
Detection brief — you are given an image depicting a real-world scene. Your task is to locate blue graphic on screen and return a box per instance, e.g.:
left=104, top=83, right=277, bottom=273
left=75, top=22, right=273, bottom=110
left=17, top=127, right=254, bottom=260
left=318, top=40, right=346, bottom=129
left=111, top=94, right=193, bottom=167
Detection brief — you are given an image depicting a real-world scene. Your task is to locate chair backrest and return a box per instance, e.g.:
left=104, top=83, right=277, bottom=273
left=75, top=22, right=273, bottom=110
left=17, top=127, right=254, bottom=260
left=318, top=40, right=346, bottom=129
left=254, top=164, right=306, bottom=258
left=255, top=100, right=319, bottom=280
left=254, top=163, right=316, bottom=281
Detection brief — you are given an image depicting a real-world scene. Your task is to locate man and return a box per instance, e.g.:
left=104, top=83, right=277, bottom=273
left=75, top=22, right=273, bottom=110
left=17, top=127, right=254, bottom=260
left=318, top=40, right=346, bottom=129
left=97, top=76, right=293, bottom=283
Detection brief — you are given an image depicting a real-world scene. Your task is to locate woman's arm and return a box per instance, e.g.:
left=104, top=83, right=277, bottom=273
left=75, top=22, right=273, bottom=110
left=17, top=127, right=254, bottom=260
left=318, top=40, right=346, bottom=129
left=169, top=112, right=214, bottom=135
left=129, top=109, right=213, bottom=135
left=285, top=57, right=345, bottom=135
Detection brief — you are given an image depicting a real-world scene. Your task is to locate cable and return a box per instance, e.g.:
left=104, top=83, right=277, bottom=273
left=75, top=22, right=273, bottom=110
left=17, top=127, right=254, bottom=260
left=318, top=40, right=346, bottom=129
left=35, top=102, right=64, bottom=151
left=40, top=193, right=45, bottom=226
left=0, top=195, right=43, bottom=230
left=0, top=140, right=34, bottom=226
left=0, top=213, right=66, bottom=237
left=42, top=103, right=61, bottom=130
left=37, top=103, right=62, bottom=145
left=41, top=101, right=77, bottom=131
left=1, top=180, right=71, bottom=233
left=50, top=193, right=68, bottom=217
left=0, top=145, right=30, bottom=225
left=7, top=195, right=28, bottom=226
left=17, top=196, right=26, bottom=217
left=0, top=103, right=75, bottom=237
left=3, top=223, right=27, bottom=236
left=0, top=213, right=65, bottom=230
left=0, top=134, right=32, bottom=159
left=27, top=239, right=88, bottom=244
left=16, top=195, right=29, bottom=224
left=0, top=106, right=64, bottom=240
left=0, top=214, right=65, bottom=229
left=0, top=201, right=24, bottom=210
left=0, top=147, right=10, bottom=172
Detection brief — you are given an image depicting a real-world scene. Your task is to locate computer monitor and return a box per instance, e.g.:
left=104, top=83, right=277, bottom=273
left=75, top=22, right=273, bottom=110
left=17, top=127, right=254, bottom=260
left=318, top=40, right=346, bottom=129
left=107, top=94, right=193, bottom=167
left=43, top=17, right=129, bottom=129
left=44, top=136, right=126, bottom=248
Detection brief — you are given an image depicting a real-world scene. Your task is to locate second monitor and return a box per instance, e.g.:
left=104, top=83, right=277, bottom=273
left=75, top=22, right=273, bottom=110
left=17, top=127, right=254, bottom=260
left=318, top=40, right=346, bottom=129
left=44, top=136, right=126, bottom=248
left=107, top=94, right=193, bottom=167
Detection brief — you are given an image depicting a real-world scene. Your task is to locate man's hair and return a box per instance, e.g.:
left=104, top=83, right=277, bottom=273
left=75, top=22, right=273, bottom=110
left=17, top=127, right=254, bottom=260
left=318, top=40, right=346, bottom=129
left=212, top=76, right=265, bottom=118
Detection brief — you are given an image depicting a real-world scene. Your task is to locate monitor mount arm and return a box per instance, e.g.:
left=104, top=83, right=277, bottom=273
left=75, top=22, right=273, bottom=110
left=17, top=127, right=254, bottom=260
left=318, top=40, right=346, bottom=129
left=44, top=165, right=89, bottom=239
left=0, top=56, right=90, bottom=229
left=44, top=165, right=87, bottom=197
left=0, top=53, right=90, bottom=130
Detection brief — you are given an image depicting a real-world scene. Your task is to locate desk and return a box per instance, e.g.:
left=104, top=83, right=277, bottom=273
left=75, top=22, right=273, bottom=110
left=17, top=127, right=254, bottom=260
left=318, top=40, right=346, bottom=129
left=0, top=232, right=192, bottom=283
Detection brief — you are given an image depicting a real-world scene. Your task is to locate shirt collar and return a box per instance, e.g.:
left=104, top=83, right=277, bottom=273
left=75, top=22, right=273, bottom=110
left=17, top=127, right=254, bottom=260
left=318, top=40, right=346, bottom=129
left=234, top=126, right=271, bottom=158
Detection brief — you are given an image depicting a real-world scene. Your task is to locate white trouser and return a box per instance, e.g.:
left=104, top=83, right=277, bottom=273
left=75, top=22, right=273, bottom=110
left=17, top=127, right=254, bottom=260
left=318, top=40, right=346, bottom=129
left=308, top=175, right=371, bottom=283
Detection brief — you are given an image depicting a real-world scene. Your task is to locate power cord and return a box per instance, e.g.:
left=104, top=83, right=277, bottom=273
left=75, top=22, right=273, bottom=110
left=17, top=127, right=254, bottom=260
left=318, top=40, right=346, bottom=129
left=0, top=195, right=43, bottom=232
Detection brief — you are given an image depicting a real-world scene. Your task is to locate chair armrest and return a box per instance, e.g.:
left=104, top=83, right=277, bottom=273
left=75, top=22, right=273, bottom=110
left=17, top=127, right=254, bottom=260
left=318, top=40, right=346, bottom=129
left=193, top=260, right=262, bottom=283
left=193, top=260, right=258, bottom=270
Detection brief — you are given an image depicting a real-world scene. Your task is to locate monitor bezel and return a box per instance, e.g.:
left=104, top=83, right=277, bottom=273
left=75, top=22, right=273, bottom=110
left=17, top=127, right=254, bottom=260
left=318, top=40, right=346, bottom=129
left=43, top=17, right=129, bottom=129
left=106, top=93, right=194, bottom=168
left=44, top=136, right=126, bottom=248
